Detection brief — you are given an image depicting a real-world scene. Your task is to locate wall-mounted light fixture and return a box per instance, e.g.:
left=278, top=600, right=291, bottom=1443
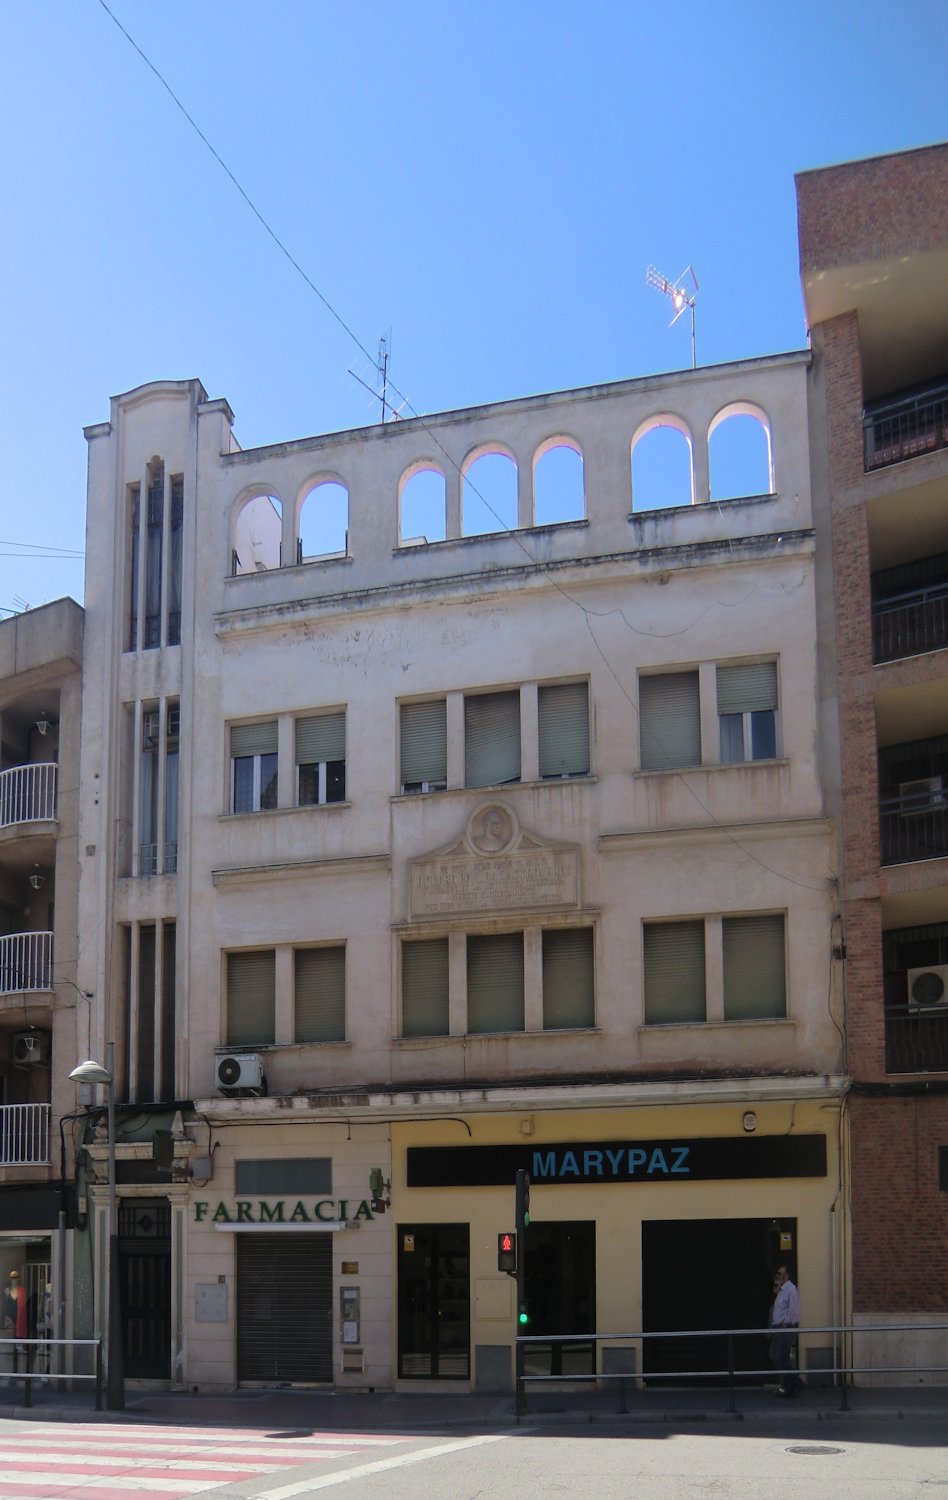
left=35, top=713, right=50, bottom=737
left=28, top=869, right=45, bottom=891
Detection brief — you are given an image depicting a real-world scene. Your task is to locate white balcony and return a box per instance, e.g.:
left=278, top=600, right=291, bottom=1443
left=0, top=932, right=52, bottom=994
left=0, top=1103, right=50, bottom=1165
left=0, top=763, right=57, bottom=828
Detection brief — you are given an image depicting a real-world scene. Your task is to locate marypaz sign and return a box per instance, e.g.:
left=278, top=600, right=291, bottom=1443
left=406, top=1135, right=826, bottom=1187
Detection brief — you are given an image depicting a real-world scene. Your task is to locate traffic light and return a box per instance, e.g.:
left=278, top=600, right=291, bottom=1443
left=497, top=1231, right=517, bottom=1274
left=518, top=1301, right=529, bottom=1326
left=515, top=1168, right=530, bottom=1231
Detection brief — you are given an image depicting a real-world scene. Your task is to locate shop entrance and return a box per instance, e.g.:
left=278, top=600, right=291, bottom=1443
left=642, top=1217, right=795, bottom=1383
left=397, top=1223, right=469, bottom=1379
left=522, top=1220, right=596, bottom=1377
left=236, top=1234, right=333, bottom=1383
left=119, top=1199, right=171, bottom=1379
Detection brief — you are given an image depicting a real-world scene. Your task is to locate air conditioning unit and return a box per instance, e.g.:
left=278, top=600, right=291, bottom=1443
left=900, top=776, right=947, bottom=815
left=13, top=1030, right=51, bottom=1066
left=216, top=1052, right=265, bottom=1094
left=906, top=965, right=948, bottom=1011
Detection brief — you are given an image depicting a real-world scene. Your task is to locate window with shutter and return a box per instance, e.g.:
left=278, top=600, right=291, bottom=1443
left=643, top=920, right=706, bottom=1024
left=717, top=661, right=778, bottom=763
left=538, top=683, right=590, bottom=779
left=227, top=950, right=276, bottom=1045
left=639, top=672, right=701, bottom=771
left=294, top=946, right=346, bottom=1042
left=402, top=937, right=450, bottom=1036
left=723, top=913, right=786, bottom=1019
left=467, top=932, right=524, bottom=1033
left=543, top=927, right=594, bottom=1029
left=400, top=700, right=447, bottom=793
left=464, top=691, right=520, bottom=788
left=296, top=712, right=346, bottom=805
left=231, top=721, right=278, bottom=812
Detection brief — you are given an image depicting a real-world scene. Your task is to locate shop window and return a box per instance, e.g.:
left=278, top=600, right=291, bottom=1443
left=236, top=1158, right=331, bottom=1194
left=227, top=949, right=276, bottom=1047
left=538, top=681, right=589, bottom=779
left=718, top=662, right=778, bottom=763
left=639, top=671, right=700, bottom=772
left=543, top=927, right=594, bottom=1029
left=231, top=721, right=278, bottom=813
left=296, top=711, right=346, bottom=805
left=294, top=946, right=346, bottom=1043
left=467, top=932, right=524, bottom=1033
left=643, top=919, right=706, bottom=1024
left=723, top=914, right=786, bottom=1020
left=402, top=937, right=450, bottom=1037
left=400, top=700, right=447, bottom=793
left=465, top=690, right=520, bottom=788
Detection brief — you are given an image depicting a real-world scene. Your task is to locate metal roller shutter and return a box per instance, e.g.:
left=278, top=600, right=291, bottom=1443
left=236, top=1234, right=333, bottom=1383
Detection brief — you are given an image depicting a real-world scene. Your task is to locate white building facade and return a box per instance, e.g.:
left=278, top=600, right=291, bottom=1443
left=73, top=356, right=845, bottom=1393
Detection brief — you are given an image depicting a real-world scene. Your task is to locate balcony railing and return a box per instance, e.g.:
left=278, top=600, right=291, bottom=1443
left=864, top=379, right=948, bottom=471
left=885, top=1003, right=948, bottom=1074
left=0, top=933, right=52, bottom=994
left=0, top=1103, right=50, bottom=1165
left=879, top=792, right=948, bottom=865
left=873, top=581, right=948, bottom=662
left=0, top=763, right=57, bottom=830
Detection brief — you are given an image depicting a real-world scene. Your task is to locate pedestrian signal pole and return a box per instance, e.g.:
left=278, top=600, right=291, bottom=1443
left=514, top=1168, right=530, bottom=1417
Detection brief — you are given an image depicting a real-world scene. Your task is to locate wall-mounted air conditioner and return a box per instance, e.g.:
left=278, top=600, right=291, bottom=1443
left=13, top=1030, right=51, bottom=1066
left=899, top=776, right=947, bottom=815
left=906, top=965, right=948, bottom=1011
left=216, top=1052, right=265, bottom=1093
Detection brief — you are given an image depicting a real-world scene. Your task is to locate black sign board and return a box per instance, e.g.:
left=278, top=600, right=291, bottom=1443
left=407, top=1135, right=826, bottom=1187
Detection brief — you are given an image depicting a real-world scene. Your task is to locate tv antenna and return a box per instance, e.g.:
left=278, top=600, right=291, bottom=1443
left=646, top=265, right=699, bottom=369
left=348, top=330, right=406, bottom=423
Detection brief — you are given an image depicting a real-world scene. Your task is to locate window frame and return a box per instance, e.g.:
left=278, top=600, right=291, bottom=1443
left=716, top=661, right=779, bottom=765
left=295, top=711, right=347, bottom=807
left=230, top=720, right=279, bottom=814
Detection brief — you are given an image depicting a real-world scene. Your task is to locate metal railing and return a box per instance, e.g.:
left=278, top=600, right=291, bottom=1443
left=0, top=932, right=52, bottom=994
left=873, top=582, right=948, bottom=662
left=864, top=382, right=948, bottom=471
left=884, top=1003, right=948, bottom=1074
left=0, top=763, right=57, bottom=829
left=879, top=794, right=948, bottom=865
left=0, top=1338, right=103, bottom=1409
left=515, top=1320, right=948, bottom=1419
left=0, top=1103, right=51, bottom=1165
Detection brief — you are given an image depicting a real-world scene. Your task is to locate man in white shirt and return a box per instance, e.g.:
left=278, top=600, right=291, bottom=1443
left=772, top=1265, right=803, bottom=1396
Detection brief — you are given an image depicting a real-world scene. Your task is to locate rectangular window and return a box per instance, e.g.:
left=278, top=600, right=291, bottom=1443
left=294, top=946, right=346, bottom=1043
left=542, top=927, right=594, bottom=1029
left=643, top=919, right=706, bottom=1024
left=639, top=671, right=700, bottom=771
left=236, top=1158, right=332, bottom=1194
left=137, top=923, right=156, bottom=1101
left=164, top=704, right=179, bottom=873
left=127, top=482, right=141, bottom=652
left=465, top=691, right=520, bottom=788
left=232, top=721, right=278, bottom=813
left=144, top=459, right=164, bottom=650
left=160, top=922, right=176, bottom=1102
left=296, top=712, right=346, bottom=805
left=167, top=474, right=183, bottom=647
left=467, top=932, right=524, bottom=1033
left=718, top=662, right=778, bottom=763
left=722, top=913, right=786, bottom=1020
left=539, top=682, right=590, bottom=779
left=401, top=700, right=447, bottom=793
left=140, top=707, right=159, bottom=874
left=227, top=949, right=276, bottom=1046
left=402, top=937, right=450, bottom=1036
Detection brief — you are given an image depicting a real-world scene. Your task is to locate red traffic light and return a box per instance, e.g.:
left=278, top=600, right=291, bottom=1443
left=497, top=1231, right=517, bottom=1273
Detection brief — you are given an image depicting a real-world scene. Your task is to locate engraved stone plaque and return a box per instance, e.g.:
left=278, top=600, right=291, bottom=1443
left=410, top=803, right=579, bottom=918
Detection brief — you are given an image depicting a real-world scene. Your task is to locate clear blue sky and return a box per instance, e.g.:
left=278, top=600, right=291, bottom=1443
left=1, top=0, right=944, bottom=611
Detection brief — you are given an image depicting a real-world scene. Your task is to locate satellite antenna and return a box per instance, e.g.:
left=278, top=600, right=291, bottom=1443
left=348, top=329, right=406, bottom=422
left=646, top=265, right=699, bottom=369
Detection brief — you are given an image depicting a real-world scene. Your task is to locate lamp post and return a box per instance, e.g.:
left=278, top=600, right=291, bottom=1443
left=69, top=1044, right=124, bottom=1410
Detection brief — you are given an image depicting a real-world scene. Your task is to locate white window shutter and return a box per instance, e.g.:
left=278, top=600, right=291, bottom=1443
left=294, top=946, right=346, bottom=1042
left=232, top=721, right=278, bottom=758
left=538, top=683, right=589, bottom=777
left=467, top=932, right=524, bottom=1032
left=639, top=673, right=700, bottom=771
left=643, top=920, right=705, bottom=1023
left=402, top=938, right=450, bottom=1036
left=295, top=712, right=345, bottom=764
left=401, top=701, right=447, bottom=787
left=465, top=692, right=521, bottom=787
left=227, top=950, right=276, bottom=1045
left=542, top=927, right=594, bottom=1028
left=723, top=913, right=786, bottom=1019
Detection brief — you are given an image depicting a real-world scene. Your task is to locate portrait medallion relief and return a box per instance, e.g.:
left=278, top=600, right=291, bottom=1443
left=466, top=802, right=518, bottom=856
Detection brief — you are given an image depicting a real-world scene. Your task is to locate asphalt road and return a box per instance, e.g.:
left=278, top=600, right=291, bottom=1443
left=1, top=1415, right=947, bottom=1499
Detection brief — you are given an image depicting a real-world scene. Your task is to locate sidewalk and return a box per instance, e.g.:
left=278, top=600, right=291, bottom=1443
left=2, top=1379, right=947, bottom=1429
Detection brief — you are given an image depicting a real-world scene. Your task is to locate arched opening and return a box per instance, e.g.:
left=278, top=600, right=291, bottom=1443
left=232, top=493, right=282, bottom=575
left=462, top=450, right=518, bottom=537
left=298, top=481, right=348, bottom=562
left=533, top=441, right=584, bottom=526
left=631, top=420, right=694, bottom=510
left=708, top=406, right=774, bottom=501
left=399, top=464, right=447, bottom=545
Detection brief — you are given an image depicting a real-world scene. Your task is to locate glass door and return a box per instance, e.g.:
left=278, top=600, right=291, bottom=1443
left=397, top=1224, right=469, bottom=1379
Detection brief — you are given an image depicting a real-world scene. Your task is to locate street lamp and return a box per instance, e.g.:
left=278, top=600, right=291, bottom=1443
left=69, top=1043, right=124, bottom=1410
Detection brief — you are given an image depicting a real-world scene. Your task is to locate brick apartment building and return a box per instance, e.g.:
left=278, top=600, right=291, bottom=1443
left=798, top=142, right=948, bottom=1375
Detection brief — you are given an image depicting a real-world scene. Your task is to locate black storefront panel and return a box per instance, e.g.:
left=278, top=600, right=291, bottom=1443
left=236, top=1234, right=333, bottom=1383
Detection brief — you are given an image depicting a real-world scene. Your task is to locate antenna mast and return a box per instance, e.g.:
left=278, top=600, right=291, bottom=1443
left=646, top=265, right=700, bottom=369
